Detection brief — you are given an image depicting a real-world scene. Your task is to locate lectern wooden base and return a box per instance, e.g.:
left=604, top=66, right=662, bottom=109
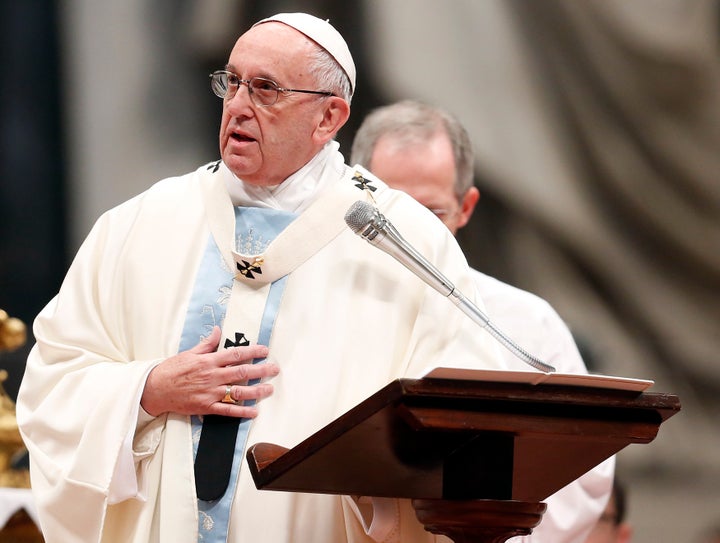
left=413, top=498, right=546, bottom=543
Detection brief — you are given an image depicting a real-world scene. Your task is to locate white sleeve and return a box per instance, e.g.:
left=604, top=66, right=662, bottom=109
left=108, top=365, right=165, bottom=504
left=509, top=456, right=614, bottom=543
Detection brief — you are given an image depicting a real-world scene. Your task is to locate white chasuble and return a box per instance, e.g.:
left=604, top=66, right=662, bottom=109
left=18, top=157, right=505, bottom=543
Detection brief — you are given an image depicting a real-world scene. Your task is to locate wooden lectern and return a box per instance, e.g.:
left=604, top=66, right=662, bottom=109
left=247, top=371, right=680, bottom=543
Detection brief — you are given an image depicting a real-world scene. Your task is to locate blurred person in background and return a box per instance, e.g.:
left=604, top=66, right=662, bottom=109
left=351, top=99, right=614, bottom=543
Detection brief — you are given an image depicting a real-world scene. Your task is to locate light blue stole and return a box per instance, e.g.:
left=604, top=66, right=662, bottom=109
left=176, top=206, right=296, bottom=542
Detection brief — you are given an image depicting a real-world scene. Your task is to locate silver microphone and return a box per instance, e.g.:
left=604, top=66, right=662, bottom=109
left=344, top=200, right=555, bottom=373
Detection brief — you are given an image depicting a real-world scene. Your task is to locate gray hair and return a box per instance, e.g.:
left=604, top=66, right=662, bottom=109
left=351, top=100, right=474, bottom=197
left=308, top=46, right=353, bottom=104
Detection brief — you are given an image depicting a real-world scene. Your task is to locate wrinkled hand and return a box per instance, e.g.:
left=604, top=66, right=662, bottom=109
left=141, top=326, right=279, bottom=418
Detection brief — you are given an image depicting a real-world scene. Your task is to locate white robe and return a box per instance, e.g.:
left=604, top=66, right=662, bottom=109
left=17, top=156, right=507, bottom=543
left=472, top=271, right=614, bottom=543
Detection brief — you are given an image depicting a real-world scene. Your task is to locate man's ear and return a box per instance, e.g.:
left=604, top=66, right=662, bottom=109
left=456, top=186, right=480, bottom=229
left=313, top=97, right=350, bottom=144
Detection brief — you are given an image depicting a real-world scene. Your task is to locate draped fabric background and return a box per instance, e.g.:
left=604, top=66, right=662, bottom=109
left=0, top=3, right=66, bottom=398
left=1, top=1, right=718, bottom=541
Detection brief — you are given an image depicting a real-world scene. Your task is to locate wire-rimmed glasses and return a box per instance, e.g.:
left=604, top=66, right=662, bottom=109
left=209, top=70, right=333, bottom=107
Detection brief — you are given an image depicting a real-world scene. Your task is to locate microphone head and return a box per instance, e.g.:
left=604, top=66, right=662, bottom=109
left=344, top=200, right=377, bottom=233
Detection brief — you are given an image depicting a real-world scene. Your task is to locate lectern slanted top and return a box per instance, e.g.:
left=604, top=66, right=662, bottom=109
left=246, top=370, right=680, bottom=542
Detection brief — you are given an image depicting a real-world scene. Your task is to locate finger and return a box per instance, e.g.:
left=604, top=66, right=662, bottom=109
left=189, top=326, right=222, bottom=355
left=212, top=344, right=270, bottom=367
left=213, top=383, right=275, bottom=417
left=222, top=361, right=279, bottom=384
left=222, top=382, right=275, bottom=405
left=212, top=403, right=260, bottom=418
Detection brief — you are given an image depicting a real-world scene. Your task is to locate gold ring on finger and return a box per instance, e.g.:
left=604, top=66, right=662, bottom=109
left=221, top=384, right=235, bottom=404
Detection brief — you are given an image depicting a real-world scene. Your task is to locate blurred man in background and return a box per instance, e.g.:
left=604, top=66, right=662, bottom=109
left=351, top=99, right=614, bottom=543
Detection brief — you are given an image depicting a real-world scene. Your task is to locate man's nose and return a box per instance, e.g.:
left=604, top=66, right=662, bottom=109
left=226, top=82, right=253, bottom=112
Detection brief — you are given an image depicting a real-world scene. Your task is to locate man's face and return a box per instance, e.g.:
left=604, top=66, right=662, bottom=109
left=219, top=23, right=330, bottom=186
left=368, top=132, right=466, bottom=234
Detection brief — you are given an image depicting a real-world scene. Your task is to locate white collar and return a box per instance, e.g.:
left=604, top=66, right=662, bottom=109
left=224, top=141, right=345, bottom=213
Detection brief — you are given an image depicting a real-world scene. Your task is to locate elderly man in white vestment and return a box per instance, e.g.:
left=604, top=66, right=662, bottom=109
left=16, top=12, right=510, bottom=543
left=351, top=100, right=615, bottom=543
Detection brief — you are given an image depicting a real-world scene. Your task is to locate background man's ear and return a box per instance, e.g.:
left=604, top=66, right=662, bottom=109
left=457, top=186, right=480, bottom=229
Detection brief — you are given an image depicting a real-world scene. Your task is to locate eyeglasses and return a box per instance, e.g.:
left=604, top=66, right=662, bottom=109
left=209, top=70, right=333, bottom=107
